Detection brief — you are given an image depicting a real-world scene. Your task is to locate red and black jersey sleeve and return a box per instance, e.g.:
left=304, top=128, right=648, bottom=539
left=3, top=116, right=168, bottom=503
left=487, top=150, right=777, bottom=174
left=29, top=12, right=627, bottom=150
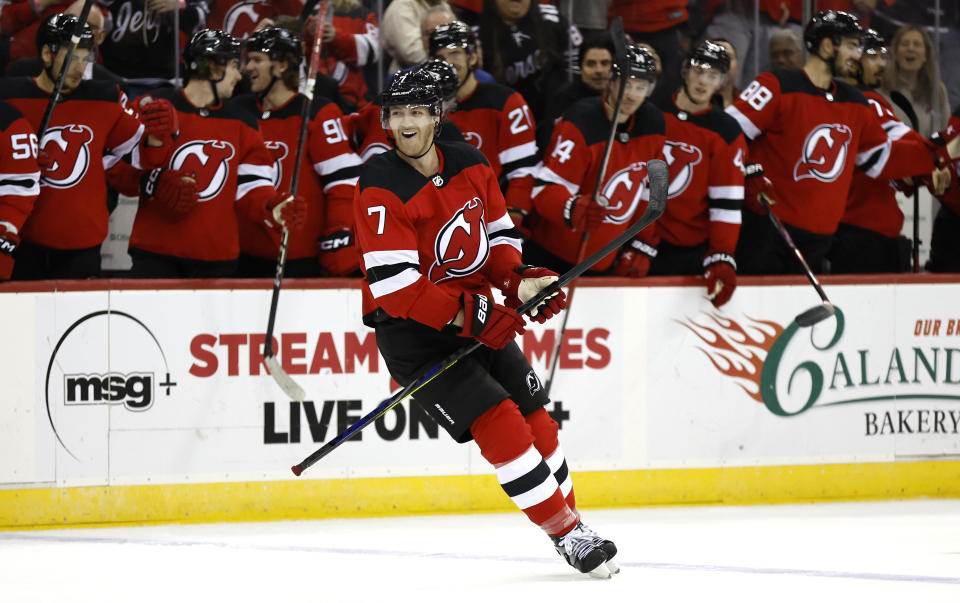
left=309, top=100, right=363, bottom=231
left=326, top=6, right=380, bottom=68
left=0, top=101, right=40, bottom=232
left=706, top=121, right=747, bottom=256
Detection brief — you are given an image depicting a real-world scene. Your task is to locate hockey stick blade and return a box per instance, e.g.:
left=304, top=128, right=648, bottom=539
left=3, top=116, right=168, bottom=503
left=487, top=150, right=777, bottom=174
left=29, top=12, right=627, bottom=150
left=795, top=302, right=835, bottom=327
left=264, top=355, right=306, bottom=401
left=290, top=160, right=669, bottom=475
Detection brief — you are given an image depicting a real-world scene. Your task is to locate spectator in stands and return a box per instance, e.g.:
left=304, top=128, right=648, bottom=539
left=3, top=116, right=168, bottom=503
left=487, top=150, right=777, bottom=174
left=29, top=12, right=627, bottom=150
left=710, top=37, right=739, bottom=107
left=477, top=0, right=579, bottom=121
left=537, top=31, right=614, bottom=150
left=0, top=0, right=70, bottom=68
left=310, top=0, right=380, bottom=109
left=881, top=24, right=950, bottom=138
left=382, top=0, right=450, bottom=72
left=98, top=0, right=209, bottom=95
left=768, top=27, right=803, bottom=70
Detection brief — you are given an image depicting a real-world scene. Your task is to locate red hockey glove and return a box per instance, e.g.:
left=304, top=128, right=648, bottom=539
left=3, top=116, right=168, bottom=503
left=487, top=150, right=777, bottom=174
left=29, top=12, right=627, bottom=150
left=460, top=293, right=526, bottom=349
left=141, top=168, right=199, bottom=215
left=318, top=227, right=360, bottom=276
left=612, top=238, right=656, bottom=277
left=930, top=123, right=960, bottom=169
left=267, top=190, right=308, bottom=231
left=37, top=150, right=52, bottom=172
left=0, top=227, right=19, bottom=281
left=703, top=252, right=737, bottom=308
left=744, top=163, right=777, bottom=215
left=502, top=265, right=566, bottom=323
left=563, top=195, right=605, bottom=233
left=137, top=96, right=179, bottom=144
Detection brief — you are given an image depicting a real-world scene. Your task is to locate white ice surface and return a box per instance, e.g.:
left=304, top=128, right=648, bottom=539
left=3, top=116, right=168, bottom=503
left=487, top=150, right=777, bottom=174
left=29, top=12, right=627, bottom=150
left=1, top=500, right=959, bottom=603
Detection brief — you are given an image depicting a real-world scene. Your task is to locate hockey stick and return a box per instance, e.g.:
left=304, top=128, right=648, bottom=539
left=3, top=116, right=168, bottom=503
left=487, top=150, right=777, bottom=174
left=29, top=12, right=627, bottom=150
left=757, top=196, right=835, bottom=327
left=36, top=0, right=95, bottom=141
left=262, top=1, right=330, bottom=401
left=543, top=16, right=628, bottom=397
left=290, top=159, right=668, bottom=475
left=889, top=90, right=921, bottom=272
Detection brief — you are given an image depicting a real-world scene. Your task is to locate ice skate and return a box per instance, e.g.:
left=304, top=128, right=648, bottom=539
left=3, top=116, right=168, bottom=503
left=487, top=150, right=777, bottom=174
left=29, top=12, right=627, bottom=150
left=580, top=522, right=620, bottom=574
left=552, top=522, right=612, bottom=578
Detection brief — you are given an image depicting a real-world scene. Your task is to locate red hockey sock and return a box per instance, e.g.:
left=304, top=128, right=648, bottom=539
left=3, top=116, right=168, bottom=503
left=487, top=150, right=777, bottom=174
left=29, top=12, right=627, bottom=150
left=526, top=407, right=578, bottom=513
left=471, top=400, right=579, bottom=537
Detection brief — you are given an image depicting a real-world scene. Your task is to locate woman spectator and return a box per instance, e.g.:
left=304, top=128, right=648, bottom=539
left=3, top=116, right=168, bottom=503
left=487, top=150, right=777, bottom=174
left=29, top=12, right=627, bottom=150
left=882, top=24, right=950, bottom=137
left=382, top=0, right=450, bottom=72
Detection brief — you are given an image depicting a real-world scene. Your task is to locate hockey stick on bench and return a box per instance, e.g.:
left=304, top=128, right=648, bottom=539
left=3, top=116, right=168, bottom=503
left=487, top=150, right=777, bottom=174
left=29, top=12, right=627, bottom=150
left=262, top=1, right=330, bottom=401
left=290, top=159, right=669, bottom=475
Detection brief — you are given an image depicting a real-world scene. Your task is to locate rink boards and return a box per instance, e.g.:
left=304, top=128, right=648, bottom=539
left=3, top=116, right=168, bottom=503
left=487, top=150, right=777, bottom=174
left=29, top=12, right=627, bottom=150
left=1, top=275, right=959, bottom=528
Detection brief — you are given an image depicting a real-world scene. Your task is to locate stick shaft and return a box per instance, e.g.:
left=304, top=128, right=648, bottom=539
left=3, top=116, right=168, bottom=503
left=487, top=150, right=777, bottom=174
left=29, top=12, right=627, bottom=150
left=37, top=0, right=95, bottom=141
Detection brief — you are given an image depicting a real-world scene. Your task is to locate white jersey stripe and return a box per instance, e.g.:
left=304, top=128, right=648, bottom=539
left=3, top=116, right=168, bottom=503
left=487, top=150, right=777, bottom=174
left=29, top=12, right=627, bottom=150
left=363, top=249, right=419, bottom=268
left=369, top=267, right=420, bottom=298
left=238, top=162, right=276, bottom=180
left=857, top=139, right=892, bottom=179
left=535, top=165, right=580, bottom=196
left=708, top=185, right=744, bottom=200
left=322, top=177, right=359, bottom=193
left=236, top=177, right=273, bottom=199
left=709, top=208, right=742, bottom=224
left=314, top=152, right=363, bottom=176
left=498, top=141, right=537, bottom=166
left=495, top=445, right=542, bottom=484
left=0, top=172, right=40, bottom=197
left=510, top=475, right=560, bottom=510
left=725, top=105, right=761, bottom=140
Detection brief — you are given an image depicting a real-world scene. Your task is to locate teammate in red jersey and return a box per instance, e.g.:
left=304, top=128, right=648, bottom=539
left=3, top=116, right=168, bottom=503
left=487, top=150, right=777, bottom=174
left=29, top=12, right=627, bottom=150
left=830, top=29, right=951, bottom=274
left=618, top=41, right=746, bottom=308
left=355, top=69, right=618, bottom=579
left=526, top=44, right=666, bottom=274
left=118, top=29, right=307, bottom=278
left=209, top=0, right=304, bottom=40
left=0, top=14, right=174, bottom=280
left=926, top=108, right=960, bottom=273
left=0, top=100, right=41, bottom=281
left=428, top=21, right=540, bottom=224
left=239, top=27, right=363, bottom=277
left=726, top=10, right=952, bottom=275
left=312, top=0, right=380, bottom=109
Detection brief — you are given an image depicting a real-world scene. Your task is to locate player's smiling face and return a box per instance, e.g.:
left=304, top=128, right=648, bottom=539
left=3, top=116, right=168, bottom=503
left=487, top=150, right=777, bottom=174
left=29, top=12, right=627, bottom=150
left=216, top=59, right=243, bottom=100
left=861, top=49, right=887, bottom=87
left=243, top=51, right=275, bottom=94
left=434, top=47, right=473, bottom=85
left=388, top=105, right=436, bottom=156
left=834, top=37, right=863, bottom=78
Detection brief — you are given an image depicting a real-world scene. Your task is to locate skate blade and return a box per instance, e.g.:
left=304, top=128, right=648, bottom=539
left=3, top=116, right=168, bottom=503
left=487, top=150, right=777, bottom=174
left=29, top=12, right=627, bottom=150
left=588, top=563, right=612, bottom=579
left=604, top=558, right=620, bottom=575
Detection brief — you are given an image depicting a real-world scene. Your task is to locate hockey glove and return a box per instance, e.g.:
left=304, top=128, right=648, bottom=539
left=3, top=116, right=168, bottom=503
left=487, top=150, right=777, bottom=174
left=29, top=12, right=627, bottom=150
left=502, top=265, right=567, bottom=323
left=930, top=122, right=960, bottom=169
left=267, top=190, right=308, bottom=231
left=460, top=293, right=526, bottom=349
left=318, top=227, right=360, bottom=276
left=0, top=227, right=18, bottom=281
left=703, top=252, right=737, bottom=308
left=37, top=150, right=52, bottom=172
left=612, top=238, right=656, bottom=277
left=141, top=168, right=199, bottom=215
left=137, top=96, right=179, bottom=144
left=563, top=195, right=605, bottom=233
left=744, top=163, right=778, bottom=215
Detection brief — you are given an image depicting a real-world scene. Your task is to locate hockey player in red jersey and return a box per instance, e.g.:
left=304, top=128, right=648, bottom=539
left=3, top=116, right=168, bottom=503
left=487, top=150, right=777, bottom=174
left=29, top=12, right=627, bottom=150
left=726, top=10, right=954, bottom=275
left=830, top=29, right=951, bottom=274
left=0, top=14, right=174, bottom=280
left=926, top=109, right=960, bottom=273
left=311, top=0, right=380, bottom=109
left=355, top=69, right=618, bottom=578
left=614, top=41, right=747, bottom=308
left=0, top=100, right=40, bottom=281
left=428, top=21, right=539, bottom=224
left=239, top=27, right=363, bottom=277
left=526, top=44, right=666, bottom=274
left=120, top=29, right=307, bottom=278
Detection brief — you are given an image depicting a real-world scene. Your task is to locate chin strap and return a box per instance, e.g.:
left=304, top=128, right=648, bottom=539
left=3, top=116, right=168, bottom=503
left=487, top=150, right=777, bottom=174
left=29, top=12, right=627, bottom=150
left=397, top=139, right=435, bottom=160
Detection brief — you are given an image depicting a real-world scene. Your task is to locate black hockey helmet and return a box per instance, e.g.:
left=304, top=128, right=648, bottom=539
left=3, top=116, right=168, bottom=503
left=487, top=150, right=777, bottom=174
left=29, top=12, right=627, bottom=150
left=379, top=69, right=444, bottom=138
left=428, top=21, right=477, bottom=55
left=685, top=40, right=731, bottom=74
left=244, top=27, right=303, bottom=64
left=36, top=14, right=95, bottom=56
left=862, top=28, right=886, bottom=55
left=803, top=10, right=863, bottom=53
left=183, top=29, right=241, bottom=78
left=611, top=44, right=658, bottom=82
left=417, top=59, right=459, bottom=101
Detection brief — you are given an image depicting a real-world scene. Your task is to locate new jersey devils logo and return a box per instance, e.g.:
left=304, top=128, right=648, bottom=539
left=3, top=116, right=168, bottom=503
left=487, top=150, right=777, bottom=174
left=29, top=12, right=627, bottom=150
left=428, top=198, right=490, bottom=283
left=663, top=140, right=703, bottom=198
left=600, top=162, right=649, bottom=225
left=463, top=131, right=483, bottom=150
left=40, top=125, right=93, bottom=189
left=170, top=140, right=236, bottom=201
left=794, top=124, right=852, bottom=182
left=265, top=140, right=289, bottom=188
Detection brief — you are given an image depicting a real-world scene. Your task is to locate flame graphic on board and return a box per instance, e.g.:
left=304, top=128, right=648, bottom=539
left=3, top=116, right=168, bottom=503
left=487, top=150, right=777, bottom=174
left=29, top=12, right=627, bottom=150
left=676, top=313, right=784, bottom=402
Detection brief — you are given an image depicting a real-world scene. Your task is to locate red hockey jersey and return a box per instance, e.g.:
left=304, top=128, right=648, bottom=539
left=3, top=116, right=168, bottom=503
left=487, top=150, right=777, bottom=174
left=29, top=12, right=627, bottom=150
left=129, top=90, right=277, bottom=262
left=726, top=69, right=939, bottom=235
left=0, top=100, right=40, bottom=233
left=209, top=0, right=305, bottom=39
left=239, top=93, right=362, bottom=266
left=657, top=95, right=746, bottom=255
left=933, top=111, right=960, bottom=216
left=320, top=5, right=380, bottom=108
left=445, top=82, right=539, bottom=214
left=531, top=96, right=666, bottom=271
left=355, top=141, right=523, bottom=329
left=0, top=77, right=145, bottom=250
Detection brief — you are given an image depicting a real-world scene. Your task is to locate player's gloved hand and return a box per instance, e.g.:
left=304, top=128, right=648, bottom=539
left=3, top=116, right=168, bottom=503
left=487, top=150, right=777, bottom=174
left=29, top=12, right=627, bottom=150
left=137, top=96, right=179, bottom=144
left=267, top=190, right=307, bottom=231
left=612, top=238, right=656, bottom=277
left=744, top=163, right=777, bottom=215
left=563, top=195, right=605, bottom=233
left=460, top=293, right=526, bottom=349
left=318, top=226, right=360, bottom=276
left=930, top=123, right=960, bottom=168
left=703, top=252, right=737, bottom=308
left=927, top=167, right=952, bottom=196
left=37, top=150, right=52, bottom=172
left=141, top=168, right=198, bottom=215
left=502, top=265, right=566, bottom=323
left=0, top=226, right=19, bottom=281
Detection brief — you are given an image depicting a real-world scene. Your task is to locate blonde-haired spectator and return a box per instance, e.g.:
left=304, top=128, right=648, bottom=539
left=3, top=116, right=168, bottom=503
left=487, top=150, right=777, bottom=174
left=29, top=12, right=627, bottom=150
left=882, top=24, right=950, bottom=138
left=382, top=0, right=451, bottom=73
